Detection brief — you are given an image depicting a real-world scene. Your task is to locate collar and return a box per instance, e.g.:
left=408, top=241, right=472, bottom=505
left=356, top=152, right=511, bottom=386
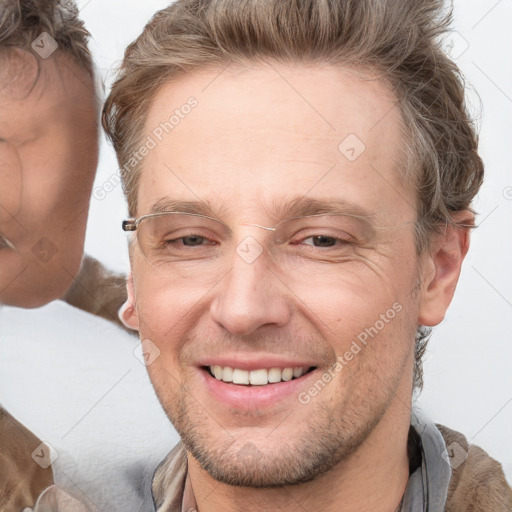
left=400, top=411, right=452, bottom=512
left=181, top=470, right=197, bottom=512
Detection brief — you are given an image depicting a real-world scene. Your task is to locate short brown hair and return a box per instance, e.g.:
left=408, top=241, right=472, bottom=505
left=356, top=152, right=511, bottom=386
left=0, top=0, right=93, bottom=75
left=103, top=0, right=484, bottom=390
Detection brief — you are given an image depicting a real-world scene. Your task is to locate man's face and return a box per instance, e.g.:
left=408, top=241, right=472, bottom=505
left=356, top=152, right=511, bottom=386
left=0, top=51, right=99, bottom=307
left=128, top=63, right=428, bottom=486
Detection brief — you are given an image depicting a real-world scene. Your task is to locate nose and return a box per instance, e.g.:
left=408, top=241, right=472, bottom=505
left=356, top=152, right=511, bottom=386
left=210, top=239, right=291, bottom=336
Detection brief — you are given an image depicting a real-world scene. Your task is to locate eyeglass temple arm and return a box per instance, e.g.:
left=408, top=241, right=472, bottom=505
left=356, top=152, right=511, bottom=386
left=122, top=219, right=276, bottom=232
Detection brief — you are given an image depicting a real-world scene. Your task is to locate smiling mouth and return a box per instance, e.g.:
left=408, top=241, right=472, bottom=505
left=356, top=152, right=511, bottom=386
left=0, top=234, right=16, bottom=250
left=205, top=365, right=316, bottom=386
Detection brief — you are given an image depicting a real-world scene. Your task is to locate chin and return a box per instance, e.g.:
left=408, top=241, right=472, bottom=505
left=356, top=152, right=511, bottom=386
left=0, top=261, right=76, bottom=308
left=183, top=431, right=359, bottom=488
left=0, top=282, right=66, bottom=308
left=168, top=392, right=373, bottom=490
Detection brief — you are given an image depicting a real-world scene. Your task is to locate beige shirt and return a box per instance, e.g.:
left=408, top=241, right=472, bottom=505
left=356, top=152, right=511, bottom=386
left=28, top=485, right=92, bottom=512
left=181, top=472, right=198, bottom=512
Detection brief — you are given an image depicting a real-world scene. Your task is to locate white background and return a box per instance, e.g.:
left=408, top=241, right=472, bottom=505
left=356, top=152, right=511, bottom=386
left=0, top=0, right=511, bottom=510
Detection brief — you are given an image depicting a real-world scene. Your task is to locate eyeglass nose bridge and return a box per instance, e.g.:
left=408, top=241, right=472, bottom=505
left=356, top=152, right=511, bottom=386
left=240, top=223, right=276, bottom=232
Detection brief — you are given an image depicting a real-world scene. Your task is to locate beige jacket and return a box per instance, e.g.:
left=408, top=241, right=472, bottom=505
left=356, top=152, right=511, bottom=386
left=0, top=408, right=54, bottom=510
left=0, top=409, right=91, bottom=512
left=437, top=424, right=512, bottom=511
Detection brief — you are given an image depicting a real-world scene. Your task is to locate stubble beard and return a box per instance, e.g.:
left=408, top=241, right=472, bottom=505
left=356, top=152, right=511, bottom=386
left=160, top=378, right=394, bottom=488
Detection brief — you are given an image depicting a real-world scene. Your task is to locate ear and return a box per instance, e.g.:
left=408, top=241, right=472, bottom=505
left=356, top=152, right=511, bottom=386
left=118, top=273, right=139, bottom=331
left=417, top=211, right=473, bottom=326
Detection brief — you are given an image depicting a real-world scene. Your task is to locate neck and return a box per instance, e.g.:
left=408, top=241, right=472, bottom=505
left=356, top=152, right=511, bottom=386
left=187, top=382, right=412, bottom=512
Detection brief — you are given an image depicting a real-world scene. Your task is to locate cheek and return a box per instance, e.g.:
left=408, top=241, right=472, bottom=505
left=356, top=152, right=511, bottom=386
left=19, top=132, right=97, bottom=219
left=318, top=298, right=415, bottom=415
left=284, top=249, right=419, bottom=376
left=289, top=263, right=412, bottom=332
left=132, top=262, right=210, bottom=368
left=0, top=146, right=22, bottom=219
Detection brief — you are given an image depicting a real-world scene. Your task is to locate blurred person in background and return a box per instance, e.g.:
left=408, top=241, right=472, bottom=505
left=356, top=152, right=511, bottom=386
left=0, top=0, right=123, bottom=509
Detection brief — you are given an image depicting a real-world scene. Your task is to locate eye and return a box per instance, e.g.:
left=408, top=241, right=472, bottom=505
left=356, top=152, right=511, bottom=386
left=300, top=235, right=352, bottom=248
left=160, top=234, right=215, bottom=247
left=178, top=235, right=211, bottom=246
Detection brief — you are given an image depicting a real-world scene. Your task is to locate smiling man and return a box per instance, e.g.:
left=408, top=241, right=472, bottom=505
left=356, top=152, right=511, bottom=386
left=104, top=0, right=511, bottom=511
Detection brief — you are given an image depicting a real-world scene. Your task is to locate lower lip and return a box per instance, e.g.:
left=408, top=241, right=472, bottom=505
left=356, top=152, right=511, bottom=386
left=199, top=367, right=317, bottom=409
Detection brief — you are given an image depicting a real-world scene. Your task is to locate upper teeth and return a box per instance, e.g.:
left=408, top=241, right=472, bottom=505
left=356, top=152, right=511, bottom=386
left=209, top=365, right=309, bottom=385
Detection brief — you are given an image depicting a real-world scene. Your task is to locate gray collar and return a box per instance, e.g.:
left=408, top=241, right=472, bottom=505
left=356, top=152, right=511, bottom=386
left=400, top=411, right=452, bottom=512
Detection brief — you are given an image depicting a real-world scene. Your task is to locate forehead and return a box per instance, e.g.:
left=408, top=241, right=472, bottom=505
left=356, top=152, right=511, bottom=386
left=138, top=62, right=414, bottom=223
left=0, top=52, right=97, bottom=141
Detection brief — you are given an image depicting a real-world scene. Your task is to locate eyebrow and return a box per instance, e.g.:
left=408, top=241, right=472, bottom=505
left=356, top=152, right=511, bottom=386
left=150, top=198, right=223, bottom=217
left=149, top=196, right=377, bottom=229
left=268, top=196, right=377, bottom=224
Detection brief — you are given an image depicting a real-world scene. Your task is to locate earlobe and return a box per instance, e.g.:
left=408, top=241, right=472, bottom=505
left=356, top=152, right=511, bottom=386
left=118, top=273, right=139, bottom=331
left=417, top=211, right=473, bottom=327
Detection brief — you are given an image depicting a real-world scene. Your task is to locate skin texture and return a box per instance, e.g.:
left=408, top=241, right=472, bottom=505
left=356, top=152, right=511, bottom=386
left=122, top=62, right=472, bottom=512
left=0, top=50, right=99, bottom=307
